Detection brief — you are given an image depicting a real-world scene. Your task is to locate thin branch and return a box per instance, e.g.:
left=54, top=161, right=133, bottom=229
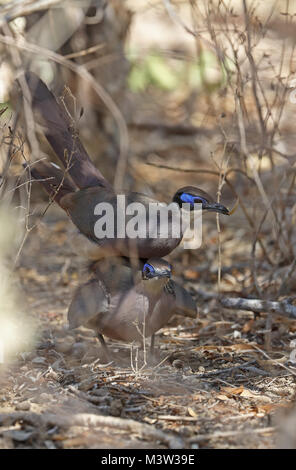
left=219, top=296, right=296, bottom=319
left=0, top=412, right=184, bottom=449
left=0, top=32, right=129, bottom=192
left=145, top=160, right=274, bottom=264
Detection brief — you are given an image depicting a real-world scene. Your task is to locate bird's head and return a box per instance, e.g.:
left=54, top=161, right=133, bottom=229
left=142, top=258, right=172, bottom=280
left=172, top=186, right=229, bottom=215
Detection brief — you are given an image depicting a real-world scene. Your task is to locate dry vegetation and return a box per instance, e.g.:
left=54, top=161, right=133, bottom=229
left=1, top=0, right=296, bottom=449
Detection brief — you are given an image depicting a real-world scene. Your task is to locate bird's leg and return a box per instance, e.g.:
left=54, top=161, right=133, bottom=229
left=97, top=333, right=112, bottom=362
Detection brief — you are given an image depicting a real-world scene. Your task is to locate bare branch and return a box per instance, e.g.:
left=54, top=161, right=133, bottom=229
left=219, top=296, right=296, bottom=319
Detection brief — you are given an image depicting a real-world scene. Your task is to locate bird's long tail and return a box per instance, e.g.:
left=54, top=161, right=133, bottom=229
left=24, top=160, right=77, bottom=207
left=24, top=72, right=112, bottom=191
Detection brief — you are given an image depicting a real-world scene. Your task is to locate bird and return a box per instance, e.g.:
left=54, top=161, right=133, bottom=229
left=67, top=256, right=196, bottom=357
left=24, top=72, right=230, bottom=261
left=23, top=160, right=197, bottom=357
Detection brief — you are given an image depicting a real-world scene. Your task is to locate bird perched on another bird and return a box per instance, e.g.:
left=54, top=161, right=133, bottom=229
left=24, top=72, right=230, bottom=261
left=68, top=257, right=196, bottom=357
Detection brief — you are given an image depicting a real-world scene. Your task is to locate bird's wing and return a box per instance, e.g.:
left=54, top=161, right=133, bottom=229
left=59, top=187, right=115, bottom=244
left=170, top=281, right=197, bottom=318
left=68, top=278, right=109, bottom=329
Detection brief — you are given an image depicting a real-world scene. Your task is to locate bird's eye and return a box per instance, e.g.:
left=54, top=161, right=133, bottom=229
left=143, top=263, right=155, bottom=276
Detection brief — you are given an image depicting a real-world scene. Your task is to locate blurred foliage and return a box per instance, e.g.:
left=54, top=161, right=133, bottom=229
left=128, top=49, right=230, bottom=93
left=0, top=206, right=36, bottom=364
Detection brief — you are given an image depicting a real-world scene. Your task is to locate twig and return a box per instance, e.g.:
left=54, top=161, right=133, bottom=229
left=196, top=360, right=269, bottom=378
left=162, top=0, right=227, bottom=62
left=67, top=385, right=108, bottom=406
left=145, top=160, right=273, bottom=264
left=0, top=412, right=184, bottom=449
left=189, top=426, right=275, bottom=443
left=64, top=43, right=105, bottom=59
left=253, top=346, right=296, bottom=377
left=145, top=161, right=255, bottom=185
left=194, top=286, right=296, bottom=320
left=0, top=0, right=63, bottom=26
left=0, top=33, right=129, bottom=192
left=156, top=415, right=198, bottom=422
left=219, top=296, right=296, bottom=319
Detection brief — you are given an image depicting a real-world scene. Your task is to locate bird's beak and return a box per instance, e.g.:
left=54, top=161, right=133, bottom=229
left=203, top=202, right=230, bottom=215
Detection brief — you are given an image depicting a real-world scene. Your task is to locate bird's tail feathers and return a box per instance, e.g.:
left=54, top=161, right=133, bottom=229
left=24, top=72, right=112, bottom=191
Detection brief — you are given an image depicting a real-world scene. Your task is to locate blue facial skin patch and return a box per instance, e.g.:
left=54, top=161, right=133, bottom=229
left=180, top=193, right=207, bottom=206
left=143, top=263, right=155, bottom=275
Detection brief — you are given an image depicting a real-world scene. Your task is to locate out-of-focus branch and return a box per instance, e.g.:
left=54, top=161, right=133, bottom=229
left=0, top=411, right=184, bottom=449
left=0, top=32, right=129, bottom=191
left=220, top=296, right=296, bottom=319
left=0, top=0, right=63, bottom=27
left=145, top=160, right=274, bottom=265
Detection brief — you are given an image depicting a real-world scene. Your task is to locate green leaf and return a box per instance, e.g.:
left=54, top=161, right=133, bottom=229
left=146, top=54, right=179, bottom=91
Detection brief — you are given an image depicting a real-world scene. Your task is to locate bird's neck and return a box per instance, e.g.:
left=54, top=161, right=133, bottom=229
left=139, top=278, right=168, bottom=299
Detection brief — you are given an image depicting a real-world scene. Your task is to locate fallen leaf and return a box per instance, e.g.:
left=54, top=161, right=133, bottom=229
left=188, top=407, right=198, bottom=417
left=242, top=319, right=255, bottom=333
left=221, top=386, right=244, bottom=396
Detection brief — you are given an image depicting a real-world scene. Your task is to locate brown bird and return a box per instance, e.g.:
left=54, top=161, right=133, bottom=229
left=24, top=72, right=230, bottom=261
left=68, top=257, right=196, bottom=357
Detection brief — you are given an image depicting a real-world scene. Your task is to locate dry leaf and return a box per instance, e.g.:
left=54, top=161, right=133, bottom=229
left=221, top=386, right=244, bottom=396
left=188, top=407, right=198, bottom=417
left=217, top=394, right=230, bottom=401
left=242, top=319, right=255, bottom=333
left=184, top=269, right=200, bottom=280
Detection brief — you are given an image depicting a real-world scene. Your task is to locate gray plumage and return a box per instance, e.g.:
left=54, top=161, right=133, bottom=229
left=24, top=72, right=229, bottom=261
left=68, top=258, right=196, bottom=344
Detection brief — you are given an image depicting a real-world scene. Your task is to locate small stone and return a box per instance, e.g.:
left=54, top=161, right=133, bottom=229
left=15, top=401, right=31, bottom=411
left=233, top=330, right=241, bottom=339
left=110, top=399, right=123, bottom=417
left=5, top=429, right=34, bottom=442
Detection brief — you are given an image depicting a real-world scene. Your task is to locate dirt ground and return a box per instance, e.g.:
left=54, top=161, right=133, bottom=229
left=0, top=204, right=295, bottom=450
left=1, top=0, right=296, bottom=451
